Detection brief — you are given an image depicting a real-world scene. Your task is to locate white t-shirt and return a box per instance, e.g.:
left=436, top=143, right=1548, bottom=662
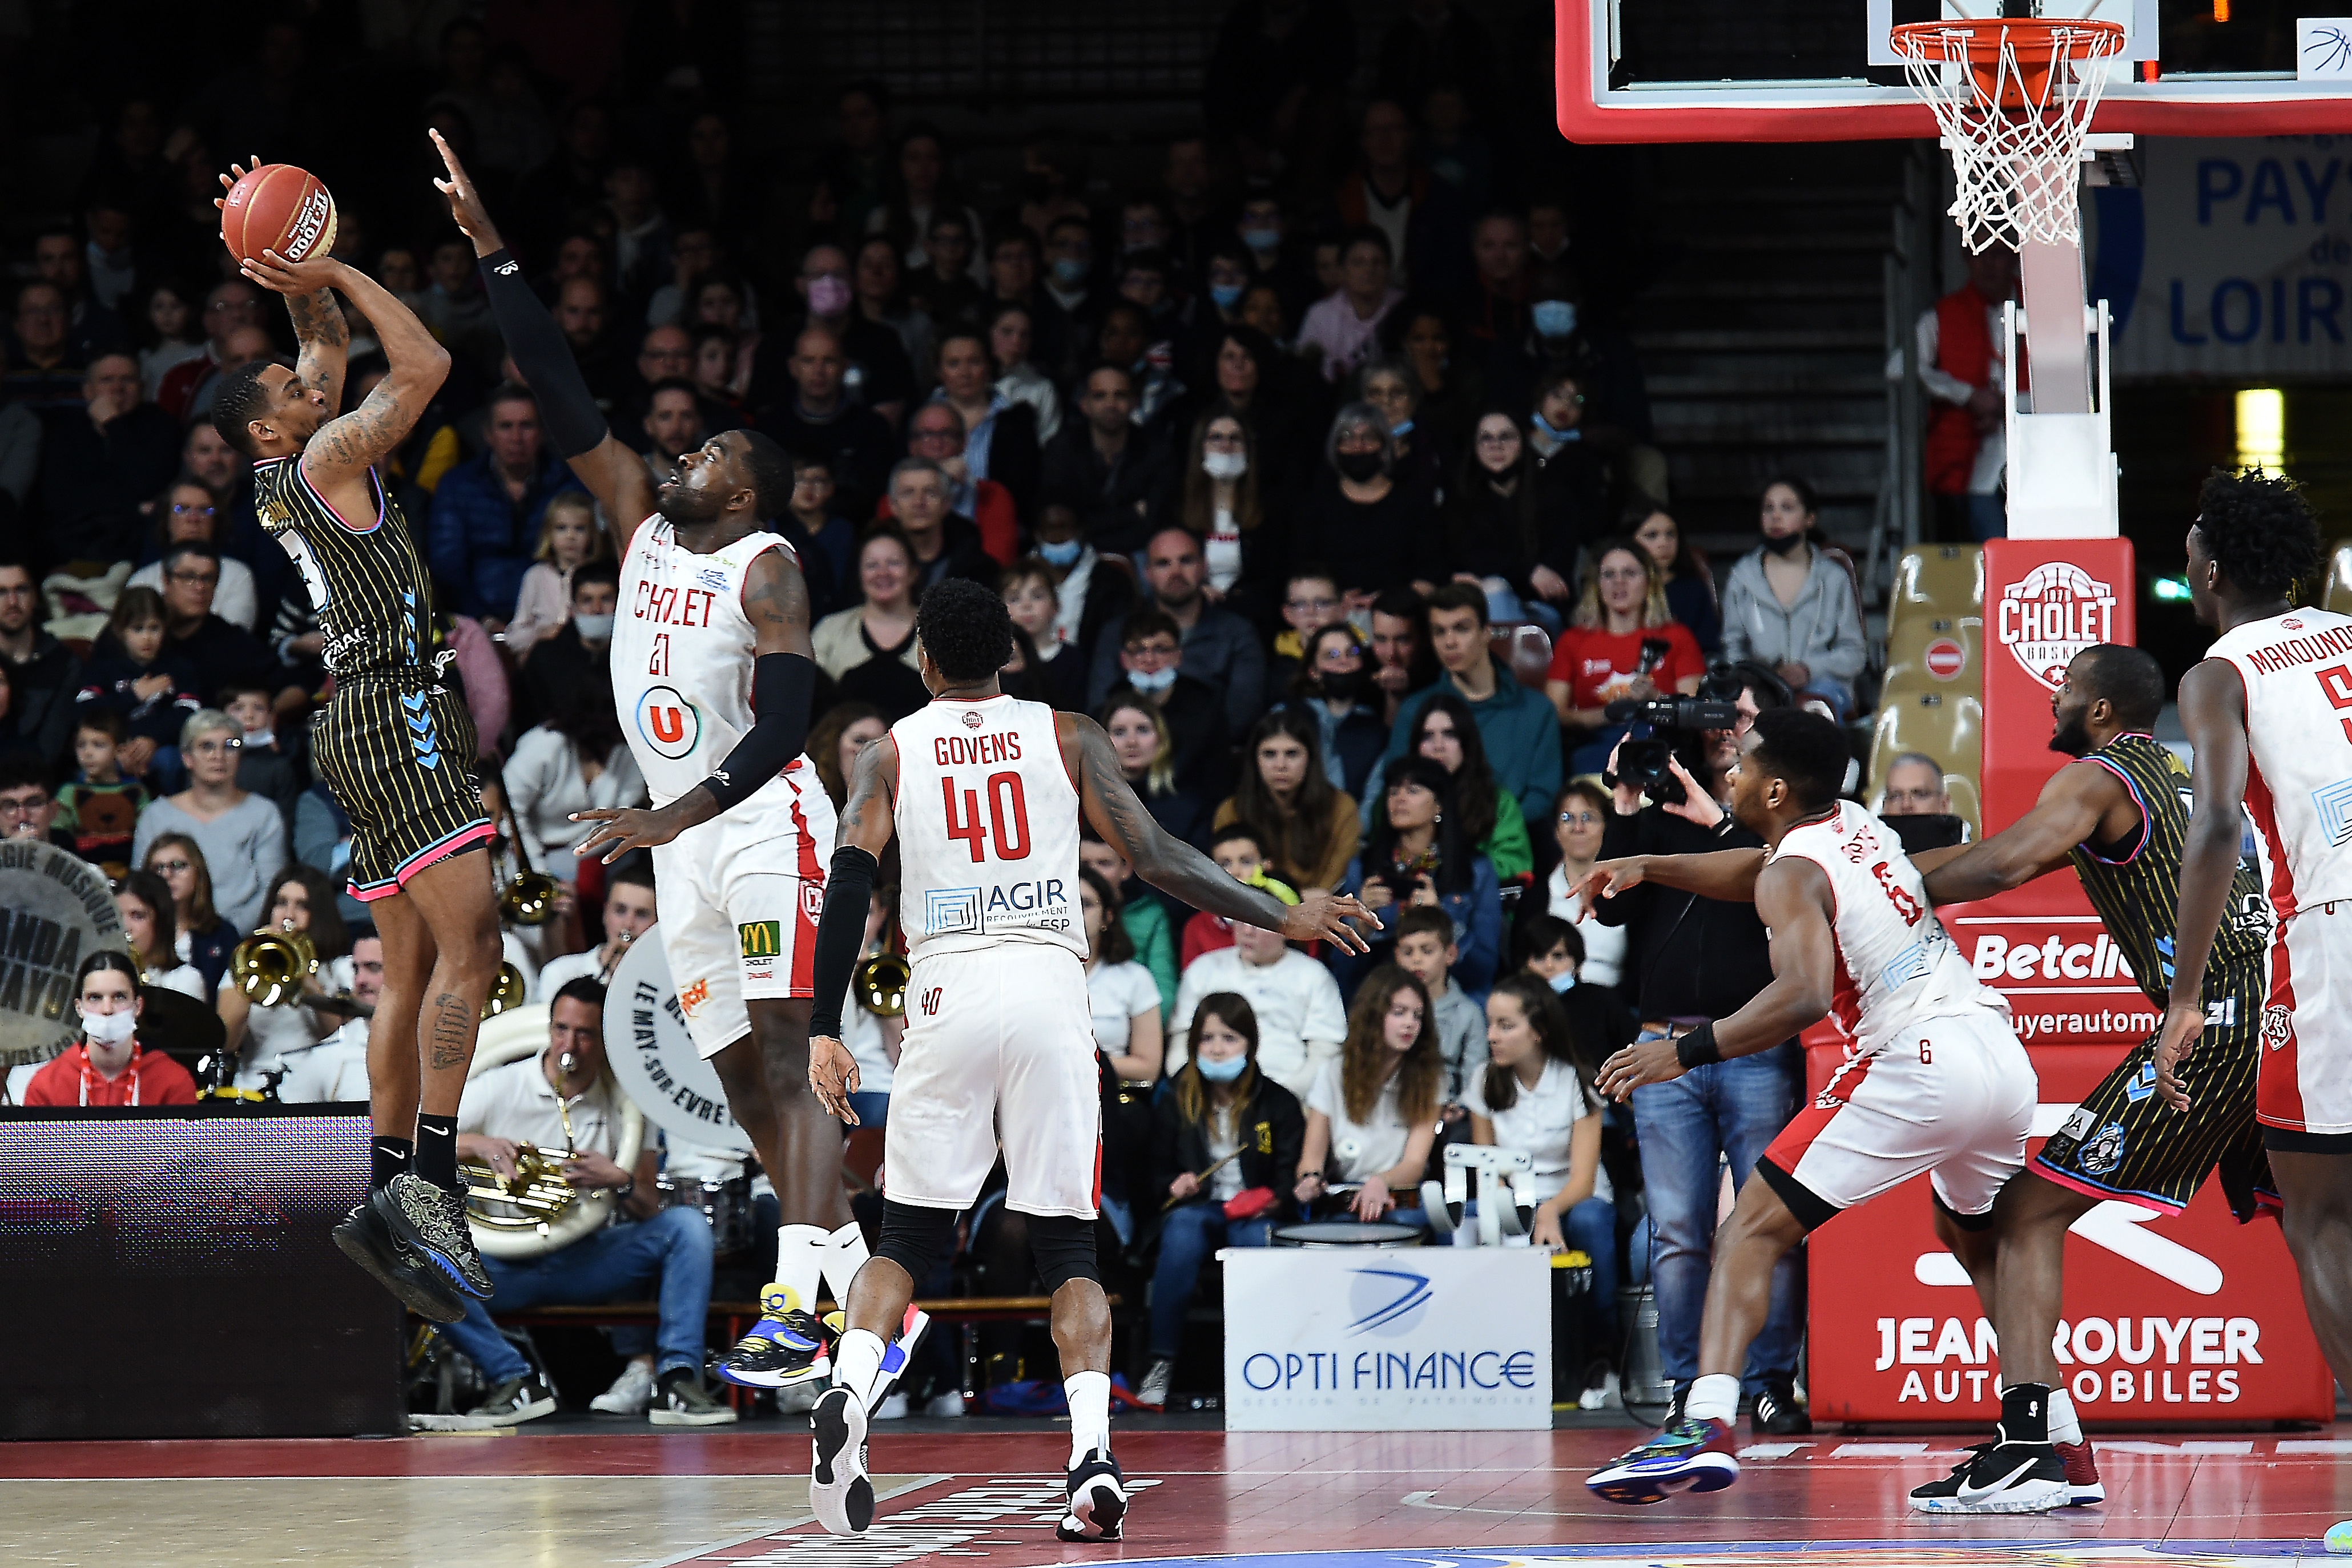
left=1306, top=1055, right=1412, bottom=1185
left=1204, top=506, right=1243, bottom=594
left=1087, top=959, right=1161, bottom=1054
left=1546, top=865, right=1628, bottom=991
left=143, top=962, right=207, bottom=1001
left=1463, top=1055, right=1613, bottom=1207
left=1169, top=946, right=1348, bottom=1100
left=225, top=952, right=355, bottom=1089
left=457, top=1051, right=624, bottom=1158
left=276, top=1019, right=371, bottom=1103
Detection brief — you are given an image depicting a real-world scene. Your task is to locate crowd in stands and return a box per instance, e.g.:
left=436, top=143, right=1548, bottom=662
left=0, top=2, right=1952, bottom=1424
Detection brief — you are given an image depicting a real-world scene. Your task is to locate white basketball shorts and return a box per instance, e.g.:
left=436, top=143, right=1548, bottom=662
left=651, top=761, right=837, bottom=1061
left=884, top=942, right=1102, bottom=1219
left=2259, top=905, right=2352, bottom=1148
left=1756, top=1007, right=2035, bottom=1230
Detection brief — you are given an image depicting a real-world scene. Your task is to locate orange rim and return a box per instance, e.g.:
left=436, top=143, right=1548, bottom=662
left=1890, top=17, right=2127, bottom=112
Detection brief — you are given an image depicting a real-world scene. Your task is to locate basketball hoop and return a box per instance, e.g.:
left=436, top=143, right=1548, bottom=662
left=1891, top=18, right=2128, bottom=253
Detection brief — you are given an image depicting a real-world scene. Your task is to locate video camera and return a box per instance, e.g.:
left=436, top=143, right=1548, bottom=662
left=1601, top=659, right=1750, bottom=807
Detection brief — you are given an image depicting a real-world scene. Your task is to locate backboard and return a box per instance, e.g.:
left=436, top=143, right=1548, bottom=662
left=1557, top=0, right=2352, bottom=142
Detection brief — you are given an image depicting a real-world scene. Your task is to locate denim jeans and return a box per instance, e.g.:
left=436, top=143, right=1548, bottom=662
left=1561, top=1195, right=1621, bottom=1337
left=1630, top=1038, right=1805, bottom=1393
left=1148, top=1200, right=1274, bottom=1359
left=441, top=1205, right=715, bottom=1385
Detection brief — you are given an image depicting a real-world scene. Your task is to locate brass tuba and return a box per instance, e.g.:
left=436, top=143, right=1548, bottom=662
left=230, top=922, right=320, bottom=1007
left=484, top=748, right=562, bottom=928
left=484, top=962, right=530, bottom=1017
left=460, top=1004, right=644, bottom=1259
left=853, top=918, right=909, bottom=1016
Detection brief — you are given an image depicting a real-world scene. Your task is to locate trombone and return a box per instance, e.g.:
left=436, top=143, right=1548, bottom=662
left=484, top=749, right=561, bottom=929
left=853, top=918, right=909, bottom=1017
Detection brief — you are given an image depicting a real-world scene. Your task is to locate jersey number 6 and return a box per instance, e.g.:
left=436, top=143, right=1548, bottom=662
left=944, top=772, right=1032, bottom=862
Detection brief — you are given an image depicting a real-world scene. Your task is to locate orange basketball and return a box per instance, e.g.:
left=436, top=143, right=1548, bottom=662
left=219, top=164, right=338, bottom=267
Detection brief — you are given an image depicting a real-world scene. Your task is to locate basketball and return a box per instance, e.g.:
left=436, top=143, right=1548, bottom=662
left=219, top=163, right=338, bottom=267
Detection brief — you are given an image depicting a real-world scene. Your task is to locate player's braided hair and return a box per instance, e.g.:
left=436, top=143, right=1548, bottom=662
left=916, top=577, right=1013, bottom=684
left=2196, top=466, right=2320, bottom=601
left=210, top=360, right=277, bottom=457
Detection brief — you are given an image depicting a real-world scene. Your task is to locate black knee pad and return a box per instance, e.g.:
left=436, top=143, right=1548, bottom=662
left=876, top=1199, right=957, bottom=1280
left=1026, top=1212, right=1101, bottom=1292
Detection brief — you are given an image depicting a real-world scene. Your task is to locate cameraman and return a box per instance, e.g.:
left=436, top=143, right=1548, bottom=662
left=1592, top=663, right=1809, bottom=1435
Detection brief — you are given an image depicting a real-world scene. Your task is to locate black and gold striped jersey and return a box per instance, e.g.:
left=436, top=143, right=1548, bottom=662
left=2068, top=732, right=2269, bottom=1004
left=251, top=456, right=437, bottom=679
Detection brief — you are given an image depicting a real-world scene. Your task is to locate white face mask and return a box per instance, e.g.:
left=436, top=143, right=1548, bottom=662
left=81, top=1006, right=136, bottom=1046
left=1202, top=450, right=1248, bottom=481
left=575, top=612, right=616, bottom=641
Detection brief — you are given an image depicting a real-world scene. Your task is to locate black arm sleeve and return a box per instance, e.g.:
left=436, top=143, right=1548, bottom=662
left=808, top=844, right=879, bottom=1040
left=698, top=652, right=816, bottom=813
left=476, top=248, right=611, bottom=458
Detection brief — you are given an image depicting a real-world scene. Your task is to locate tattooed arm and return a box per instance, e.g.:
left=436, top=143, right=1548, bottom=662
left=1056, top=711, right=1379, bottom=952
left=285, top=287, right=349, bottom=413
left=573, top=549, right=818, bottom=858
left=240, top=249, right=449, bottom=498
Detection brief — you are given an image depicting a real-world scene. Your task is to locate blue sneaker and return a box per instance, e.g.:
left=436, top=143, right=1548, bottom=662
left=372, top=1174, right=492, bottom=1300
left=716, top=1284, right=832, bottom=1390
left=865, top=1305, right=931, bottom=1414
left=1585, top=1417, right=1741, bottom=1505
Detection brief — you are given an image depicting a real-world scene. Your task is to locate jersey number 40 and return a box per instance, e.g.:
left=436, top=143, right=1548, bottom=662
left=943, top=773, right=1032, bottom=862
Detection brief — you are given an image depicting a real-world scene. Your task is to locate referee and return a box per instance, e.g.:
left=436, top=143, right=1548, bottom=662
left=1912, top=642, right=2274, bottom=1510
left=210, top=164, right=501, bottom=1320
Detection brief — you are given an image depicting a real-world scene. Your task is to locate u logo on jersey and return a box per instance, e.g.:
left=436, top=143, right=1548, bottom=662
left=635, top=684, right=701, bottom=760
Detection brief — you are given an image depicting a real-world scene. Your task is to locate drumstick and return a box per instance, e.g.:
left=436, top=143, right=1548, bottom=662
left=1161, top=1148, right=1244, bottom=1211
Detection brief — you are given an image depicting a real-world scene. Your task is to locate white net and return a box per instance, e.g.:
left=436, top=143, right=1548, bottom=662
left=1892, top=20, right=2127, bottom=253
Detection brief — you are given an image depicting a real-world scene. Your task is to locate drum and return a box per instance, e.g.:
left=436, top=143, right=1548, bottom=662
left=1272, top=1221, right=1423, bottom=1249
left=655, top=1174, right=754, bottom=1257
left=0, top=842, right=130, bottom=1073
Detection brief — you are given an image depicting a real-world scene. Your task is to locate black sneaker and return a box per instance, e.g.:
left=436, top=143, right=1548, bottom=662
left=810, top=1385, right=874, bottom=1536
left=469, top=1373, right=557, bottom=1425
left=332, top=1198, right=468, bottom=1323
left=1909, top=1440, right=2068, bottom=1514
left=1753, top=1381, right=1811, bottom=1436
left=373, top=1173, right=493, bottom=1300
left=1057, top=1447, right=1127, bottom=1541
left=650, top=1369, right=739, bottom=1427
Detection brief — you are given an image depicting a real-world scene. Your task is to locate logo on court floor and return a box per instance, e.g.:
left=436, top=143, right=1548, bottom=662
left=1996, top=561, right=2118, bottom=692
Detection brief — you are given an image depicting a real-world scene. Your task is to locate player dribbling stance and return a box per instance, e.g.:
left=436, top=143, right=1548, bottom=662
left=1577, top=710, right=2056, bottom=1512
left=800, top=581, right=1376, bottom=1540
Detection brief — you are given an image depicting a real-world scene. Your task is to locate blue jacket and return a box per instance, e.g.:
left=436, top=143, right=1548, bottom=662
left=1377, top=656, right=1564, bottom=831
left=1339, top=852, right=1504, bottom=998
left=426, top=450, right=583, bottom=620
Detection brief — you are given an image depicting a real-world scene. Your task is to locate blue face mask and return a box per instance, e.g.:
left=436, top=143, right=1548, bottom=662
left=1547, top=968, right=1578, bottom=993
left=1052, top=257, right=1090, bottom=288
left=1532, top=299, right=1578, bottom=340
left=1037, top=537, right=1083, bottom=567
left=1240, top=224, right=1281, bottom=254
left=1196, top=1051, right=1249, bottom=1082
left=1387, top=418, right=1414, bottom=440
left=1127, top=666, right=1178, bottom=694
left=1210, top=282, right=1245, bottom=311
left=1531, top=413, right=1580, bottom=444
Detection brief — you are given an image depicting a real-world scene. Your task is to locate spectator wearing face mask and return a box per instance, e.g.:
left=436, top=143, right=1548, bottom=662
left=520, top=561, right=620, bottom=732
left=1293, top=404, right=1445, bottom=603
left=22, top=952, right=198, bottom=1107
left=1086, top=527, right=1263, bottom=736
left=1281, top=622, right=1387, bottom=801
left=1179, top=409, right=1271, bottom=615
left=1101, top=606, right=1233, bottom=800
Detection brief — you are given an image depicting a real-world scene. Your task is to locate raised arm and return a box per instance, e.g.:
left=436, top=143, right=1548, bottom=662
left=1596, top=856, right=1835, bottom=1102
left=240, top=251, right=449, bottom=487
left=1920, top=758, right=2124, bottom=907
left=429, top=129, right=655, bottom=548
left=1059, top=711, right=1376, bottom=952
left=1576, top=848, right=1768, bottom=908
left=2154, top=657, right=2253, bottom=1106
left=216, top=159, right=349, bottom=410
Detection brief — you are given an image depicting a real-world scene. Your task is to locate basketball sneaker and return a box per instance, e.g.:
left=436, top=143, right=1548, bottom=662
left=809, top=1385, right=874, bottom=1537
left=1908, top=1440, right=2068, bottom=1514
left=373, top=1173, right=493, bottom=1299
left=1057, top=1448, right=1127, bottom=1542
left=864, top=1305, right=932, bottom=1416
left=332, top=1197, right=467, bottom=1322
left=2056, top=1438, right=2104, bottom=1504
left=1585, top=1417, right=1741, bottom=1505
left=716, top=1284, right=833, bottom=1390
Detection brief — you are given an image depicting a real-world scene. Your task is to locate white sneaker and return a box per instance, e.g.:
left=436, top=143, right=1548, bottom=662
left=810, top=1386, right=874, bottom=1536
left=1579, top=1370, right=1622, bottom=1412
left=873, top=1391, right=911, bottom=1420
left=1136, top=1357, right=1174, bottom=1410
left=923, top=1389, right=966, bottom=1417
left=591, top=1360, right=657, bottom=1418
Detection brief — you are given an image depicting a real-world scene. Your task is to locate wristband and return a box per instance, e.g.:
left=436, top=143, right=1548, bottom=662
left=1674, top=1021, right=1722, bottom=1070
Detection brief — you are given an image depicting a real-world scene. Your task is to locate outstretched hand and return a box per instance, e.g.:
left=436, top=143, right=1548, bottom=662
left=571, top=803, right=690, bottom=864
left=1285, top=890, right=1381, bottom=954
left=1573, top=856, right=1649, bottom=906
left=429, top=128, right=505, bottom=256
left=2152, top=1000, right=2203, bottom=1113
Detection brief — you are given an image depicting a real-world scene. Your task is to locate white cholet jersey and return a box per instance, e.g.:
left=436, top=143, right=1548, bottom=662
left=1769, top=801, right=2007, bottom=1056
left=2205, top=606, right=2352, bottom=921
left=611, top=516, right=813, bottom=808
left=892, top=694, right=1087, bottom=965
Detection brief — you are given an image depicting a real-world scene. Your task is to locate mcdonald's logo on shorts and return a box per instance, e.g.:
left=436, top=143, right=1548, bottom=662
left=739, top=921, right=781, bottom=958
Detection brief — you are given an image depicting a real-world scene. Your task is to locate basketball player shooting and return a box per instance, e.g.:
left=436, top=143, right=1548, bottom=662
left=432, top=132, right=880, bottom=1409
left=799, top=580, right=1377, bottom=1542
left=1574, top=710, right=2056, bottom=1512
left=2161, top=469, right=2352, bottom=1547
left=208, top=155, right=503, bottom=1320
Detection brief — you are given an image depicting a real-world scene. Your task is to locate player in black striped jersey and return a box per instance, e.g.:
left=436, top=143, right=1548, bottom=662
left=1910, top=643, right=2274, bottom=1512
left=209, top=156, right=504, bottom=1319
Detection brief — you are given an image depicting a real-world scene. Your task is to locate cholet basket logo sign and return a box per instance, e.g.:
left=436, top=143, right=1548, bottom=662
left=1997, top=562, right=2119, bottom=692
